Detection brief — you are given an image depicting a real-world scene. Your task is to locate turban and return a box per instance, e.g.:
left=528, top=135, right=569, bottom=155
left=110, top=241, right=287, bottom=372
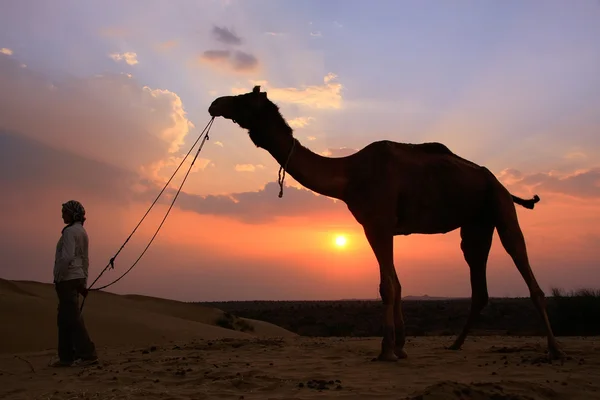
left=62, top=200, right=86, bottom=224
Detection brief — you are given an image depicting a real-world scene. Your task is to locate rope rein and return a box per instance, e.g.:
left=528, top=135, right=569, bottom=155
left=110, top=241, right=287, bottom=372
left=277, top=138, right=296, bottom=198
left=80, top=117, right=215, bottom=311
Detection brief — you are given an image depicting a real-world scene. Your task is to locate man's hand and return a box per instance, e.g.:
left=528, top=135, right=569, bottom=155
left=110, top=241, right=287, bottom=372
left=78, top=286, right=89, bottom=298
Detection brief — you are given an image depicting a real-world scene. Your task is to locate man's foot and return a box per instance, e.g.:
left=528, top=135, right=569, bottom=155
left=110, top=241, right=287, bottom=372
left=395, top=347, right=408, bottom=359
left=72, top=357, right=99, bottom=367
left=48, top=357, right=73, bottom=368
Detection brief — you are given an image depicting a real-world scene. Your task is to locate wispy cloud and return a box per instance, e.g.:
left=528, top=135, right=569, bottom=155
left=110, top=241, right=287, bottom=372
left=235, top=164, right=264, bottom=172
left=499, top=168, right=600, bottom=199
left=0, top=48, right=13, bottom=55
left=156, top=40, right=178, bottom=52
left=109, top=52, right=139, bottom=66
left=288, top=117, right=315, bottom=129
left=99, top=26, right=128, bottom=38
left=320, top=147, right=357, bottom=157
left=232, top=73, right=343, bottom=109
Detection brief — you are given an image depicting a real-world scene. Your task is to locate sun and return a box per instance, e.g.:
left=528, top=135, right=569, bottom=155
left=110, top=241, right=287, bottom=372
left=334, top=235, right=347, bottom=248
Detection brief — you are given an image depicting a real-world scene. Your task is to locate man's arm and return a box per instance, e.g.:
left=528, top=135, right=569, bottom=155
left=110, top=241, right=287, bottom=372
left=55, top=228, right=76, bottom=281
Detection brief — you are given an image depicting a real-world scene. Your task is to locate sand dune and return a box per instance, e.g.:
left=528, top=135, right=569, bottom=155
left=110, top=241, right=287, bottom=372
left=2, top=279, right=600, bottom=399
left=0, top=279, right=295, bottom=355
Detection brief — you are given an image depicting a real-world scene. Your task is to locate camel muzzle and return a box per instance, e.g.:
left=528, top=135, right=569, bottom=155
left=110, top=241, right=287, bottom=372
left=208, top=96, right=234, bottom=118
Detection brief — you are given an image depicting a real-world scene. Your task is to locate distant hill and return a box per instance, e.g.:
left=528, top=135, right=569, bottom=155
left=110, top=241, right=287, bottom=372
left=403, top=295, right=461, bottom=301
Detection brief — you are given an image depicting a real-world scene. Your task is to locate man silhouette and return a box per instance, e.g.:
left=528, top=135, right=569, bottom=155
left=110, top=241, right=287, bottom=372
left=49, top=200, right=98, bottom=367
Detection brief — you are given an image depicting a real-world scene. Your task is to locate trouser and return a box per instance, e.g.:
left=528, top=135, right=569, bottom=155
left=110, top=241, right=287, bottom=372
left=55, top=278, right=97, bottom=362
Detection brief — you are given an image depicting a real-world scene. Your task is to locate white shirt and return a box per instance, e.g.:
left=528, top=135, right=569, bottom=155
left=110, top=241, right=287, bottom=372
left=53, top=222, right=89, bottom=283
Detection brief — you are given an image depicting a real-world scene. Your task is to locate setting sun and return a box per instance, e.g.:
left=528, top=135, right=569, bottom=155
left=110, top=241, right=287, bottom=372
left=335, top=235, right=348, bottom=248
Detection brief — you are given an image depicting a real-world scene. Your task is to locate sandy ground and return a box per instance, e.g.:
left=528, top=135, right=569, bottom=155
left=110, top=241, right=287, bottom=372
left=2, top=336, right=600, bottom=399
left=2, top=280, right=600, bottom=399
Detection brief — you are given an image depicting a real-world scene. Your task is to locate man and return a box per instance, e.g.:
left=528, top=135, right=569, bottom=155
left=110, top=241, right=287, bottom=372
left=50, top=200, right=98, bottom=367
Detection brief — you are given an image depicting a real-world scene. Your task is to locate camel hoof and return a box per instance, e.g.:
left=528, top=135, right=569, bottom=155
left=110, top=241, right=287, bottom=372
left=395, top=348, right=408, bottom=359
left=447, top=343, right=462, bottom=351
left=373, top=352, right=398, bottom=362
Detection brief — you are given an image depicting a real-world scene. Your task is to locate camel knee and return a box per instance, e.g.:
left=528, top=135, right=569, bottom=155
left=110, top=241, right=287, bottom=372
left=530, top=286, right=546, bottom=305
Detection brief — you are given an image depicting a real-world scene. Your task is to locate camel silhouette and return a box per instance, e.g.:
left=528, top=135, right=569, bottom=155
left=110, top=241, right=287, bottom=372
left=208, top=86, right=565, bottom=362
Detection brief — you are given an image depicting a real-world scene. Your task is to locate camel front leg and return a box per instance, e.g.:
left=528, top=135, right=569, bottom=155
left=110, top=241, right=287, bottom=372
left=364, top=226, right=400, bottom=362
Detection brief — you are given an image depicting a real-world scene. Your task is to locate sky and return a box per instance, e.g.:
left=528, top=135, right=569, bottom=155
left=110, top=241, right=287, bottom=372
left=0, top=0, right=599, bottom=302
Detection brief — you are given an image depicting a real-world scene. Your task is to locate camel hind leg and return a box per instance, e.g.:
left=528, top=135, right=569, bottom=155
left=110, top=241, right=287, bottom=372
left=448, top=222, right=495, bottom=350
left=494, top=188, right=565, bottom=360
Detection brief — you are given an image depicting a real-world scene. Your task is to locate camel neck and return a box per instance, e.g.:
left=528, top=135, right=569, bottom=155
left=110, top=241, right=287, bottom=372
left=256, top=122, right=348, bottom=200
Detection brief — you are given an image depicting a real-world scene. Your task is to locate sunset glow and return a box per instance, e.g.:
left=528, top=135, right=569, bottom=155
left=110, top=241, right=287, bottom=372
left=0, top=1, right=599, bottom=302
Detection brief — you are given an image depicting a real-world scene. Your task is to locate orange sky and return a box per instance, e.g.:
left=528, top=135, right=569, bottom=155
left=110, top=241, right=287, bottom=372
left=1, top=1, right=599, bottom=301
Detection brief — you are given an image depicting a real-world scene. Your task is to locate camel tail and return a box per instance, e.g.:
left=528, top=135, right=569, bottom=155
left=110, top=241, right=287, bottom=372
left=511, top=194, right=540, bottom=210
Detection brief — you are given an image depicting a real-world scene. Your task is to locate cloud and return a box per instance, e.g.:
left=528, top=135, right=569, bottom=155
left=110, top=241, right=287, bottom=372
left=307, top=136, right=317, bottom=141
left=201, top=49, right=230, bottom=61
left=232, top=51, right=258, bottom=71
left=172, top=181, right=344, bottom=224
left=0, top=131, right=343, bottom=229
left=564, top=151, right=587, bottom=160
left=212, top=26, right=242, bottom=46
left=498, top=168, right=600, bottom=199
left=288, top=117, right=314, bottom=129
left=320, top=147, right=358, bottom=157
left=310, top=31, right=322, bottom=37
left=0, top=131, right=140, bottom=205
left=0, top=48, right=13, bottom=56
left=199, top=50, right=259, bottom=73
left=0, top=52, right=194, bottom=179
left=109, top=52, right=138, bottom=66
left=235, top=164, right=264, bottom=172
left=214, top=141, right=224, bottom=147
left=141, top=155, right=212, bottom=187
left=99, top=26, right=128, bottom=38
left=156, top=40, right=178, bottom=52
left=264, top=31, right=284, bottom=37
left=232, top=73, right=343, bottom=109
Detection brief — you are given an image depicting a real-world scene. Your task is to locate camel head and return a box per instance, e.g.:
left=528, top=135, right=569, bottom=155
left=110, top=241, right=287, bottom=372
left=209, top=86, right=292, bottom=149
left=208, top=86, right=271, bottom=130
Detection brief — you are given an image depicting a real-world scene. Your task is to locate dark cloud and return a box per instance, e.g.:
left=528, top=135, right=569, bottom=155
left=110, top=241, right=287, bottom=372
left=500, top=168, right=600, bottom=199
left=164, top=181, right=345, bottom=224
left=1, top=131, right=344, bottom=225
left=200, top=49, right=230, bottom=61
left=231, top=51, right=259, bottom=71
left=199, top=49, right=259, bottom=73
left=212, top=26, right=242, bottom=46
left=200, top=26, right=259, bottom=74
left=0, top=130, right=143, bottom=205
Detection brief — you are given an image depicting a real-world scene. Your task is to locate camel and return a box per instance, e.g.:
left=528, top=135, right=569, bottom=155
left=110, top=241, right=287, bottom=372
left=208, top=86, right=565, bottom=362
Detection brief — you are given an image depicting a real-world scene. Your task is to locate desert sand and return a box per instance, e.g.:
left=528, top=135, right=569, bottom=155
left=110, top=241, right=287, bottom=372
left=2, top=279, right=600, bottom=400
